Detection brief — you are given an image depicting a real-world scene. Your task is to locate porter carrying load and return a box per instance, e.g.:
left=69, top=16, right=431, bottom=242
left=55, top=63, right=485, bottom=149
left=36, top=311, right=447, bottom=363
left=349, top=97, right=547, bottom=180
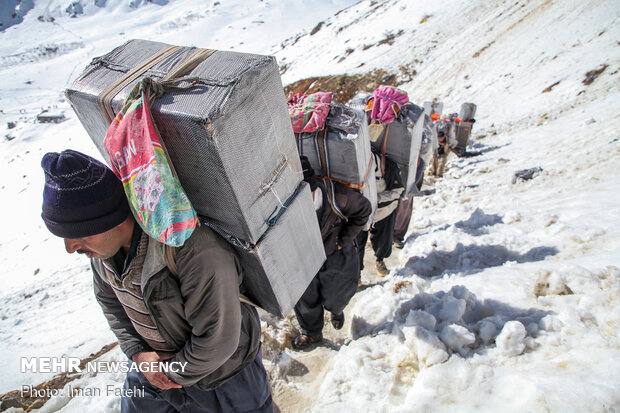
left=454, top=102, right=477, bottom=151
left=366, top=86, right=424, bottom=197
left=65, top=39, right=325, bottom=316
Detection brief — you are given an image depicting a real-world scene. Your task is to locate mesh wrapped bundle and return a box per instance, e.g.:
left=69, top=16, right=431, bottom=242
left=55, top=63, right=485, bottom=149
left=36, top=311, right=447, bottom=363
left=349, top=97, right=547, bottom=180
left=368, top=103, right=424, bottom=197
left=66, top=39, right=300, bottom=245
left=454, top=102, right=477, bottom=151
left=459, top=102, right=477, bottom=121
left=454, top=121, right=474, bottom=149
left=296, top=104, right=377, bottom=227
left=236, top=182, right=325, bottom=317
left=66, top=39, right=325, bottom=316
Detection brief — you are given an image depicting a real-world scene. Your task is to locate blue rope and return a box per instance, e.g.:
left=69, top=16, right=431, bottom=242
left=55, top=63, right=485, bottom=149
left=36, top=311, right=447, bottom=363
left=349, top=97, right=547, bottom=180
left=266, top=184, right=301, bottom=227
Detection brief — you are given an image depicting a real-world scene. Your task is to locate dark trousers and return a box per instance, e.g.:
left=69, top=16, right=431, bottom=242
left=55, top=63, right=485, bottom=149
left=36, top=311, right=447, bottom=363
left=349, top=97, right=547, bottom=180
left=121, top=351, right=273, bottom=413
left=294, top=243, right=360, bottom=335
left=356, top=209, right=398, bottom=268
left=393, top=197, right=414, bottom=244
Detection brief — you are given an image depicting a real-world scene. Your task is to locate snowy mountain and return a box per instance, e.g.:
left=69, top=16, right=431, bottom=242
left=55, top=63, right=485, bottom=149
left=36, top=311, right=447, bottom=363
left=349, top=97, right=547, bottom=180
left=1, top=0, right=619, bottom=412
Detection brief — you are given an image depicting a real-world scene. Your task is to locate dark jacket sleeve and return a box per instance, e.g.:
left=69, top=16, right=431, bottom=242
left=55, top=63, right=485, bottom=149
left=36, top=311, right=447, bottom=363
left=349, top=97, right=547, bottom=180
left=165, top=227, right=243, bottom=387
left=92, top=262, right=150, bottom=359
left=337, top=185, right=372, bottom=247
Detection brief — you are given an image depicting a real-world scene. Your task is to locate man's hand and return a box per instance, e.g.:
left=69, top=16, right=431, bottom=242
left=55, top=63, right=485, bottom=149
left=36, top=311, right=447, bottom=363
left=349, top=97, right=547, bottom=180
left=131, top=351, right=182, bottom=390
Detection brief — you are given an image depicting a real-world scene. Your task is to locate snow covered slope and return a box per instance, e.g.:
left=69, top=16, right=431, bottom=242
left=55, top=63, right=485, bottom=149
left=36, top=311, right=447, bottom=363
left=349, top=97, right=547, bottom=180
left=1, top=0, right=619, bottom=411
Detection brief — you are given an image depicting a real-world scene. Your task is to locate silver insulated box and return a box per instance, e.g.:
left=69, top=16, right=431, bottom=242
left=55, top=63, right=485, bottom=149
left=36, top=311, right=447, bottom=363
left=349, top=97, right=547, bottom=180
left=454, top=121, right=474, bottom=150
left=368, top=103, right=424, bottom=197
left=236, top=182, right=325, bottom=317
left=65, top=39, right=300, bottom=245
left=455, top=102, right=476, bottom=150
left=65, top=39, right=325, bottom=317
left=297, top=104, right=377, bottom=227
left=459, top=102, right=477, bottom=121
left=423, top=101, right=443, bottom=116
left=420, top=114, right=438, bottom=166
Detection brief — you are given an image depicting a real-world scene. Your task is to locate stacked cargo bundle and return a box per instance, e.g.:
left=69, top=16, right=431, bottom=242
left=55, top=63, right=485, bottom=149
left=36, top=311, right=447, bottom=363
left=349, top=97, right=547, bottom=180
left=420, top=113, right=438, bottom=165
left=368, top=101, right=425, bottom=198
left=350, top=88, right=425, bottom=197
left=454, top=102, right=477, bottom=150
left=290, top=94, right=378, bottom=228
left=65, top=39, right=325, bottom=317
left=300, top=104, right=378, bottom=223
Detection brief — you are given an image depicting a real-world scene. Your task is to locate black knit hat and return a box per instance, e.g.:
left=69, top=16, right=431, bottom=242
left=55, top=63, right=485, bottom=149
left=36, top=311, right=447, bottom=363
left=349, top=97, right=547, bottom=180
left=300, top=156, right=319, bottom=191
left=41, top=150, right=130, bottom=239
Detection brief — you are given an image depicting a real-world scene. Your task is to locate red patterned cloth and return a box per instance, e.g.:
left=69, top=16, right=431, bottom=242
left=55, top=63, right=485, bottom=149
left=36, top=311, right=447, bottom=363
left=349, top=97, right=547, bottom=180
left=287, top=91, right=333, bottom=133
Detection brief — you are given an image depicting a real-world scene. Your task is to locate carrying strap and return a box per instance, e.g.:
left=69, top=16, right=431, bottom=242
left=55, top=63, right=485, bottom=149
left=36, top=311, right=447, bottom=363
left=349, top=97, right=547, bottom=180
left=318, top=155, right=373, bottom=190
left=98, top=46, right=180, bottom=124
left=97, top=46, right=215, bottom=124
left=377, top=123, right=390, bottom=176
left=161, top=48, right=215, bottom=82
left=314, top=129, right=347, bottom=221
left=266, top=184, right=300, bottom=227
left=163, top=245, right=263, bottom=311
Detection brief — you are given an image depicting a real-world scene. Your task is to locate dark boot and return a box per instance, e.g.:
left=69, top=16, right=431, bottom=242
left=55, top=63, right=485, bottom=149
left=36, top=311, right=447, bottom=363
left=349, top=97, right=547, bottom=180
left=292, top=331, right=323, bottom=350
left=376, top=259, right=389, bottom=276
left=330, top=312, right=345, bottom=330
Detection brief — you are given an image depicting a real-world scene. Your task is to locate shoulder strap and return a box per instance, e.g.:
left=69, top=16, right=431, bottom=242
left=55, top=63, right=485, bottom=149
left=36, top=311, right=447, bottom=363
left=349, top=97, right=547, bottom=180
left=314, top=129, right=347, bottom=221
left=164, top=245, right=179, bottom=277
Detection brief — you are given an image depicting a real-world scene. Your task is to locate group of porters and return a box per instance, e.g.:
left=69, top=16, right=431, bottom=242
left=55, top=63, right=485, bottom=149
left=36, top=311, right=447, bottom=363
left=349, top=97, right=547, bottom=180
left=65, top=40, right=477, bottom=338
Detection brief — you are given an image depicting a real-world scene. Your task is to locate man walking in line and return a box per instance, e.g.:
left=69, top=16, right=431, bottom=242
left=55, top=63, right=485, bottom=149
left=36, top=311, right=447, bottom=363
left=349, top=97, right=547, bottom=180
left=292, top=157, right=372, bottom=350
left=40, top=149, right=273, bottom=412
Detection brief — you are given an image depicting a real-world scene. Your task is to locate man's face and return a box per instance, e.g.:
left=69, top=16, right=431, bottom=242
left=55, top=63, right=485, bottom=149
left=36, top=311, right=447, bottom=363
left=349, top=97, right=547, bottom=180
left=64, top=227, right=124, bottom=259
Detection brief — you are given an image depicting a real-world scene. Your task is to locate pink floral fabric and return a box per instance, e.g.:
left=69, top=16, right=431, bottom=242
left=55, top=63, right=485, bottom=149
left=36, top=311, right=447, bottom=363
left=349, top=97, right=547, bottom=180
left=368, top=86, right=409, bottom=124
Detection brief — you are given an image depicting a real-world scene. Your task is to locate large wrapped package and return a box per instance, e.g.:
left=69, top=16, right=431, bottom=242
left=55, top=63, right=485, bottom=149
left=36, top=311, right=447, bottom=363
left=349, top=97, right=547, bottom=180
left=297, top=104, right=377, bottom=227
left=298, top=105, right=372, bottom=187
left=420, top=114, right=438, bottom=165
left=65, top=39, right=300, bottom=245
left=436, top=115, right=459, bottom=149
left=347, top=91, right=373, bottom=110
left=454, top=102, right=477, bottom=151
left=454, top=121, right=474, bottom=149
left=459, top=102, right=477, bottom=121
left=369, top=103, right=424, bottom=197
left=66, top=39, right=325, bottom=316
left=236, top=182, right=325, bottom=317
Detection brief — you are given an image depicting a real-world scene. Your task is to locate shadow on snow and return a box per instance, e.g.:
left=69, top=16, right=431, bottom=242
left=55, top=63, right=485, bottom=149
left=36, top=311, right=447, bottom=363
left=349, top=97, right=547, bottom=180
left=399, top=242, right=558, bottom=278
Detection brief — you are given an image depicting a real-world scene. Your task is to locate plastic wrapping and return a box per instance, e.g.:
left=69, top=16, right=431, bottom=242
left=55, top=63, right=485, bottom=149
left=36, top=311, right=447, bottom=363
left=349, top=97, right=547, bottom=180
left=420, top=113, right=437, bottom=165
left=297, top=104, right=377, bottom=228
left=368, top=103, right=424, bottom=197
